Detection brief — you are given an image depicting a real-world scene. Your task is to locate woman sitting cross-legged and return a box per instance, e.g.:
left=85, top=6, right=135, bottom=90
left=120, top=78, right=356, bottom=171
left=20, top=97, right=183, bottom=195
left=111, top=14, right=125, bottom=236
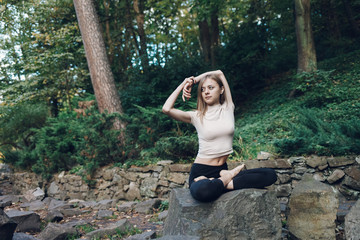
left=162, top=70, right=277, bottom=202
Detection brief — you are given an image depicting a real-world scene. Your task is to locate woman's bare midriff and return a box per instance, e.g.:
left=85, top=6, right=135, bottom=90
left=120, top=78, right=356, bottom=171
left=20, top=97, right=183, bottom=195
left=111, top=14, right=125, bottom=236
left=194, top=155, right=229, bottom=166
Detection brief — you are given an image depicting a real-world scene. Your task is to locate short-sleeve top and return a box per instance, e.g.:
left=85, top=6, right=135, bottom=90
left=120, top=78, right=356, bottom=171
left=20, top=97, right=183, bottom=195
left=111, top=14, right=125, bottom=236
left=188, top=103, right=235, bottom=159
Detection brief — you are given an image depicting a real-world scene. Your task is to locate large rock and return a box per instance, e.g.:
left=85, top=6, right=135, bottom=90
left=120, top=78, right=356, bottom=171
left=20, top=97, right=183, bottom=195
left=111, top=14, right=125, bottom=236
left=37, top=223, right=77, bottom=240
left=164, top=188, right=281, bottom=240
left=345, top=199, right=360, bottom=240
left=0, top=208, right=17, bottom=240
left=287, top=174, right=338, bottom=240
left=5, top=210, right=41, bottom=232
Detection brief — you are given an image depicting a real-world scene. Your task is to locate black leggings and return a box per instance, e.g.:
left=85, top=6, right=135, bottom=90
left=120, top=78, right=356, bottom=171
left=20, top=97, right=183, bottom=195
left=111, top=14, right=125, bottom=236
left=189, top=163, right=277, bottom=202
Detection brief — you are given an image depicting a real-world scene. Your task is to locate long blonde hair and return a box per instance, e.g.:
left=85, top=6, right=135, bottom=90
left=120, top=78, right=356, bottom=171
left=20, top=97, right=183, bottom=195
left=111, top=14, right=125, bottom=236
left=196, top=74, right=226, bottom=122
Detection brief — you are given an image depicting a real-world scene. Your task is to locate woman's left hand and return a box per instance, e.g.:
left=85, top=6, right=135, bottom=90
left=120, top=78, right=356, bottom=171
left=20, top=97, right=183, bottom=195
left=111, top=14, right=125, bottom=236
left=182, top=77, right=195, bottom=102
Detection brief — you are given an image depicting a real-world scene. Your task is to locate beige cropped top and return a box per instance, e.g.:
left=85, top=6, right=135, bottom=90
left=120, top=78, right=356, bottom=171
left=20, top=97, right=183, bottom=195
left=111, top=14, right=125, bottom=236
left=189, top=103, right=235, bottom=159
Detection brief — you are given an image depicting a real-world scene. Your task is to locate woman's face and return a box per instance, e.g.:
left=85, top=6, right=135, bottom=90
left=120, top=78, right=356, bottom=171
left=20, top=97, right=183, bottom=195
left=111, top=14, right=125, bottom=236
left=201, top=78, right=224, bottom=106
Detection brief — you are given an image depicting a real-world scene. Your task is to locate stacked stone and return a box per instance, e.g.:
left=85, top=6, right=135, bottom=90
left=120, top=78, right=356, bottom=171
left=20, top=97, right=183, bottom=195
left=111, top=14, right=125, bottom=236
left=9, top=155, right=360, bottom=203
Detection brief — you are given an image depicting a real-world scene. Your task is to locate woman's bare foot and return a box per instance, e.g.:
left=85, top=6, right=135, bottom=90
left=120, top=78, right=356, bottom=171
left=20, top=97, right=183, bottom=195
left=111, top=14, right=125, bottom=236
left=219, top=164, right=245, bottom=179
left=194, top=176, right=214, bottom=182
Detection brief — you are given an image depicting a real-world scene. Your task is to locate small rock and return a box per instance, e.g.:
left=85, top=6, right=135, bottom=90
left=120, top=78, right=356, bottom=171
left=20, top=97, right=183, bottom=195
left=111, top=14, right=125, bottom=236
left=86, top=219, right=131, bottom=239
left=327, top=169, right=345, bottom=184
left=12, top=232, right=40, bottom=240
left=117, top=201, right=137, bottom=212
left=38, top=223, right=77, bottom=240
left=44, top=210, right=64, bottom=222
left=158, top=210, right=168, bottom=221
left=135, top=199, right=161, bottom=214
left=124, top=230, right=156, bottom=240
left=96, top=210, right=114, bottom=219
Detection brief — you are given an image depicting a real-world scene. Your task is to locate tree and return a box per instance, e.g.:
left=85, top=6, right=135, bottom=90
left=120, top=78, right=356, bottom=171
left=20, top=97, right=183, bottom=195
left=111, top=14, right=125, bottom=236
left=294, top=0, right=317, bottom=73
left=133, top=0, right=149, bottom=73
left=73, top=0, right=125, bottom=130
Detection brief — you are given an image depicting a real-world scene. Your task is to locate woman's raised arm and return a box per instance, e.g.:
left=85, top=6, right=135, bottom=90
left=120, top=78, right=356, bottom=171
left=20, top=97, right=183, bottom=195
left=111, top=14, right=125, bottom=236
left=162, top=78, right=194, bottom=123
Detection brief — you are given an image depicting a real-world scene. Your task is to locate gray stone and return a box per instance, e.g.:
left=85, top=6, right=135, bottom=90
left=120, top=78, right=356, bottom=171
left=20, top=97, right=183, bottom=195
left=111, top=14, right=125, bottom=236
left=275, top=184, right=292, bottom=197
left=288, top=174, right=338, bottom=240
left=339, top=185, right=359, bottom=200
left=117, top=201, right=137, bottom=212
left=0, top=208, right=17, bottom=240
left=313, top=173, right=325, bottom=182
left=12, top=233, right=39, bottom=240
left=245, top=159, right=291, bottom=169
left=327, top=169, right=345, bottom=184
left=345, top=165, right=360, bottom=181
left=164, top=188, right=281, bottom=240
left=93, top=199, right=115, bottom=210
left=38, top=223, right=77, bottom=240
left=294, top=167, right=307, bottom=174
left=60, top=208, right=83, bottom=217
left=124, top=230, right=156, bottom=240
left=140, top=178, right=158, bottom=197
left=343, top=176, right=360, bottom=191
left=126, top=182, right=141, bottom=201
left=256, top=151, right=274, bottom=160
left=157, top=236, right=200, bottom=240
left=157, top=160, right=174, bottom=166
left=85, top=219, right=131, bottom=239
left=48, top=182, right=60, bottom=196
left=6, top=210, right=41, bottom=232
left=28, top=200, right=46, bottom=211
left=0, top=195, right=20, bottom=205
left=44, top=210, right=64, bottom=222
left=345, top=199, right=360, bottom=240
left=288, top=156, right=306, bottom=164
left=0, top=164, right=11, bottom=173
left=135, top=199, right=162, bottom=214
left=306, top=156, right=327, bottom=168
left=48, top=199, right=73, bottom=210
left=96, top=210, right=114, bottom=219
left=158, top=210, right=168, bottom=221
left=168, top=164, right=191, bottom=173
left=277, top=174, right=291, bottom=184
left=23, top=187, right=45, bottom=202
left=327, top=156, right=355, bottom=167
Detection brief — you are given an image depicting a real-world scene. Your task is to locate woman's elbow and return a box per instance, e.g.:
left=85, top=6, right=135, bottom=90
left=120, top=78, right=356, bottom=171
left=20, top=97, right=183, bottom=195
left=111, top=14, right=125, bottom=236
left=162, top=106, right=170, bottom=114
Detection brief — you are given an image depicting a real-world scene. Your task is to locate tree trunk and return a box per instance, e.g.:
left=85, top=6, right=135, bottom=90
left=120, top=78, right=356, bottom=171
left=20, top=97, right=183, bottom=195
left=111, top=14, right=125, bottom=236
left=198, top=19, right=211, bottom=63
left=294, top=0, right=317, bottom=73
left=103, top=0, right=114, bottom=65
left=210, top=13, right=219, bottom=67
left=73, top=0, right=125, bottom=131
left=342, top=0, right=360, bottom=37
left=133, top=0, right=149, bottom=73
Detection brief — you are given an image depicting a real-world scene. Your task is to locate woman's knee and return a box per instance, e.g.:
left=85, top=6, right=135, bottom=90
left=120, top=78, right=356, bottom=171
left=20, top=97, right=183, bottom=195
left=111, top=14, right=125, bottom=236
left=190, top=179, right=223, bottom=202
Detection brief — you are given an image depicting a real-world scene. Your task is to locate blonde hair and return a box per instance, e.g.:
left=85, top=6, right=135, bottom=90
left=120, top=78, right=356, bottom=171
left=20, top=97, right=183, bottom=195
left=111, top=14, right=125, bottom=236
left=196, top=74, right=226, bottom=122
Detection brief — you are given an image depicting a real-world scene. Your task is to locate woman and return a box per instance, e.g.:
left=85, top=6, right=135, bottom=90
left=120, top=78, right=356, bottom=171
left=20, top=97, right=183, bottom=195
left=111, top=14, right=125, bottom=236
left=162, top=70, right=277, bottom=202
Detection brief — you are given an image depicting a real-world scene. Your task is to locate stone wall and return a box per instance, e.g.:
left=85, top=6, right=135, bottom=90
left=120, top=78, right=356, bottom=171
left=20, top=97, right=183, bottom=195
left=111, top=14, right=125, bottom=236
left=6, top=156, right=360, bottom=203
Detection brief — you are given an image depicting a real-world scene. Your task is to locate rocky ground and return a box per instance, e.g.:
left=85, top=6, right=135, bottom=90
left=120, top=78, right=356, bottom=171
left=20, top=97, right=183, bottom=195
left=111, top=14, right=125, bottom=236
left=0, top=178, right=168, bottom=240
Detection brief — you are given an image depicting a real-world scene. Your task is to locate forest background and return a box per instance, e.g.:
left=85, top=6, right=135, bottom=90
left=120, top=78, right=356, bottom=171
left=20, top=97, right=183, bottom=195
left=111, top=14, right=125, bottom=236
left=0, top=0, right=359, bottom=180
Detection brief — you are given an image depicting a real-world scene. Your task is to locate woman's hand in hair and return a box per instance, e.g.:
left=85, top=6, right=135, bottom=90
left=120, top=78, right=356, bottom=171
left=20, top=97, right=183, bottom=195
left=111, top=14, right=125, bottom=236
left=182, top=77, right=195, bottom=102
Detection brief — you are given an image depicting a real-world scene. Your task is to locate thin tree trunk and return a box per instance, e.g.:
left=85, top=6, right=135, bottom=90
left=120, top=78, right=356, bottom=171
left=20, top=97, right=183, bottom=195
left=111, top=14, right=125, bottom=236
left=103, top=0, right=114, bottom=65
left=342, top=0, right=360, bottom=37
left=294, top=0, right=317, bottom=73
left=198, top=19, right=211, bottom=63
left=210, top=13, right=220, bottom=67
left=73, top=0, right=125, bottom=131
left=133, top=0, right=149, bottom=73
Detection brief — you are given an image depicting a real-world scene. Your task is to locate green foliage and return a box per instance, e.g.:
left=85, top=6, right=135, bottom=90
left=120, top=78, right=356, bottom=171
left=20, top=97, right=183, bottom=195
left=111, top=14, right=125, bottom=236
left=0, top=103, right=48, bottom=169
left=21, top=107, right=124, bottom=180
left=274, top=108, right=360, bottom=156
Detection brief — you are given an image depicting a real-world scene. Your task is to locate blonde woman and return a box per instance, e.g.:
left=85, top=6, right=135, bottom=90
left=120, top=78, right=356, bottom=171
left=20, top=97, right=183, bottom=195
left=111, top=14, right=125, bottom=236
left=162, top=70, right=277, bottom=202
